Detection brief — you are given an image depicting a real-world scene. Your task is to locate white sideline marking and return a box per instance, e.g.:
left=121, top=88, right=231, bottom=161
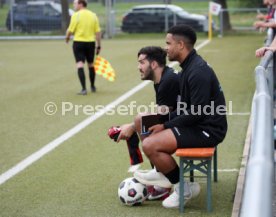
left=217, top=169, right=239, bottom=172
left=0, top=81, right=151, bottom=185
left=0, top=40, right=210, bottom=186
left=196, top=40, right=210, bottom=50
left=228, top=112, right=251, bottom=116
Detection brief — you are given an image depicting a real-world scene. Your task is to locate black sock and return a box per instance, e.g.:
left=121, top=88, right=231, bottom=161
left=164, top=165, right=180, bottom=184
left=150, top=162, right=155, bottom=169
left=78, top=68, right=86, bottom=90
left=89, top=67, right=96, bottom=88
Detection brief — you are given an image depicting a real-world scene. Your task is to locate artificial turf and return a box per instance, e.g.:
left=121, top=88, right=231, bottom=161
left=0, top=34, right=262, bottom=216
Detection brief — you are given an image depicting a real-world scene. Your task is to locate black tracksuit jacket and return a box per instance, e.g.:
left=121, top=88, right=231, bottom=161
left=164, top=49, right=228, bottom=143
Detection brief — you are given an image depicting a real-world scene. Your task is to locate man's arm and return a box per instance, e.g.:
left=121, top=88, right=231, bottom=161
left=164, top=67, right=212, bottom=129
left=95, top=31, right=101, bottom=55
left=254, top=20, right=276, bottom=29
left=65, top=30, right=72, bottom=43
left=256, top=36, right=276, bottom=57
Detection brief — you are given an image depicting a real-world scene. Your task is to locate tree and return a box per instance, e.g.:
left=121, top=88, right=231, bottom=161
left=0, top=0, right=4, bottom=8
left=239, top=0, right=263, bottom=7
left=214, top=0, right=232, bottom=31
left=61, top=0, right=70, bottom=34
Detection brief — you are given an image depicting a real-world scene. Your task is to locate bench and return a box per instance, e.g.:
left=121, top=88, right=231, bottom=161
left=175, top=147, right=217, bottom=213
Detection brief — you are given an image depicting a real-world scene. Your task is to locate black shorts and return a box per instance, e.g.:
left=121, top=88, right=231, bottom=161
left=73, top=41, right=95, bottom=63
left=170, top=126, right=218, bottom=148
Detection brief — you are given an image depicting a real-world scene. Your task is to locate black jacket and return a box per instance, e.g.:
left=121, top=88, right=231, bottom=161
left=164, top=49, right=227, bottom=143
left=154, top=66, right=179, bottom=110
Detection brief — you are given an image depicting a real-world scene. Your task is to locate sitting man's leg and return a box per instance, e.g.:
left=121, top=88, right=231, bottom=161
left=133, top=114, right=172, bottom=200
left=135, top=129, right=200, bottom=208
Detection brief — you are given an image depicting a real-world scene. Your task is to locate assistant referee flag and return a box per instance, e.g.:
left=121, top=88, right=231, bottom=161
left=94, top=56, right=116, bottom=82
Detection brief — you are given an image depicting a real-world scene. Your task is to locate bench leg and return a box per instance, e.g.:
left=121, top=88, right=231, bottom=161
left=213, top=148, right=218, bottom=182
left=190, top=160, right=194, bottom=182
left=207, top=159, right=212, bottom=212
left=179, top=157, right=184, bottom=213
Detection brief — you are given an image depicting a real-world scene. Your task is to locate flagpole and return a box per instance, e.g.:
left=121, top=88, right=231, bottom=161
left=208, top=1, right=221, bottom=40
left=208, top=10, right=212, bottom=41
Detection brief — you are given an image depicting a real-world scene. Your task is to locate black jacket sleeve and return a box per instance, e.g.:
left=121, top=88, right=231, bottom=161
left=164, top=66, right=212, bottom=128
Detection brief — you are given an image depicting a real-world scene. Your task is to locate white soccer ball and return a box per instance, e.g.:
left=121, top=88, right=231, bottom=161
left=118, top=177, right=148, bottom=206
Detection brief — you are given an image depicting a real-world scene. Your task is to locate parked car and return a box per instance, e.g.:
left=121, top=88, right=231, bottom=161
left=121, top=4, right=209, bottom=33
left=6, top=1, right=74, bottom=33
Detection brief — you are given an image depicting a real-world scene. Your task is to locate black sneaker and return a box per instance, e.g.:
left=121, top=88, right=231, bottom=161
left=91, top=86, right=97, bottom=92
left=77, top=90, right=87, bottom=95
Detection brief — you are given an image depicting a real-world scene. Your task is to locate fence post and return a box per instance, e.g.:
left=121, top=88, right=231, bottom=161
left=9, top=0, right=14, bottom=32
left=219, top=10, right=223, bottom=37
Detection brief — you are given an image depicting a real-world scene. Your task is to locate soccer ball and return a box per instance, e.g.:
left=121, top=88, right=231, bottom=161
left=118, top=177, right=148, bottom=206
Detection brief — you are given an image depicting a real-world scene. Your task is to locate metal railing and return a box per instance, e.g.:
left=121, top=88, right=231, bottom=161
left=240, top=29, right=275, bottom=217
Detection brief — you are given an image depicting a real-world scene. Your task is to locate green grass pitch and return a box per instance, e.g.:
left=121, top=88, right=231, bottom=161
left=0, top=33, right=262, bottom=217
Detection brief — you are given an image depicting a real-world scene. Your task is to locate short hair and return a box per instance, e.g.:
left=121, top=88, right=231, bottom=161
left=137, top=46, right=167, bottom=67
left=167, top=25, right=197, bottom=49
left=78, top=0, right=87, bottom=7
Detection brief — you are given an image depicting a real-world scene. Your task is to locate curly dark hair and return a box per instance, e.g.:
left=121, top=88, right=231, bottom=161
left=137, top=46, right=167, bottom=67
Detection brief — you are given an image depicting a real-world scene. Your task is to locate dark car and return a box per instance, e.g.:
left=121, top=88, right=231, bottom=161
left=121, top=4, right=209, bottom=33
left=6, top=1, right=73, bottom=33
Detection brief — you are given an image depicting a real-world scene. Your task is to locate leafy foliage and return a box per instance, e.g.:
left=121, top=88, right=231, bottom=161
left=237, top=0, right=265, bottom=7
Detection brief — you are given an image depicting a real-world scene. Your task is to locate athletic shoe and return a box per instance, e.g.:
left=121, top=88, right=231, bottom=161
left=162, top=182, right=201, bottom=208
left=133, top=168, right=172, bottom=188
left=91, top=86, right=96, bottom=92
left=77, top=89, right=87, bottom=95
left=148, top=186, right=171, bottom=200
left=128, top=164, right=141, bottom=173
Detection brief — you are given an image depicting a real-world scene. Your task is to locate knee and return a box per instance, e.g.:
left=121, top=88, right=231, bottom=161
left=142, top=138, right=155, bottom=157
left=77, top=62, right=84, bottom=68
left=134, top=114, right=142, bottom=128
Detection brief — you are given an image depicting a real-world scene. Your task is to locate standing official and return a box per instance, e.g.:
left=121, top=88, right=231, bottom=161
left=66, top=0, right=101, bottom=95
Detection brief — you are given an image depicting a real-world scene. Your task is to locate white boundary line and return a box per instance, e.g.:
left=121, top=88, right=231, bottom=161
left=228, top=112, right=251, bottom=116
left=0, top=40, right=210, bottom=186
left=217, top=169, right=239, bottom=172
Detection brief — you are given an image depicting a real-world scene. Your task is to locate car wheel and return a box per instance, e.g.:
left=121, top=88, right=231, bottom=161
left=26, top=28, right=33, bottom=34
left=14, top=23, right=25, bottom=33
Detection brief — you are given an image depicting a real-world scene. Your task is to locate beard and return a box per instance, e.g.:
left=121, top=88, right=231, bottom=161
left=141, top=66, right=154, bottom=81
left=167, top=53, right=176, bottom=62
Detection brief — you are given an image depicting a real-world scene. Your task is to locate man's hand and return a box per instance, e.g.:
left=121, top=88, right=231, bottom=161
left=255, top=47, right=276, bottom=58
left=96, top=46, right=101, bottom=55
left=117, top=123, right=135, bottom=142
left=148, top=124, right=164, bottom=135
left=255, top=47, right=268, bottom=58
left=253, top=21, right=266, bottom=28
left=65, top=31, right=71, bottom=44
